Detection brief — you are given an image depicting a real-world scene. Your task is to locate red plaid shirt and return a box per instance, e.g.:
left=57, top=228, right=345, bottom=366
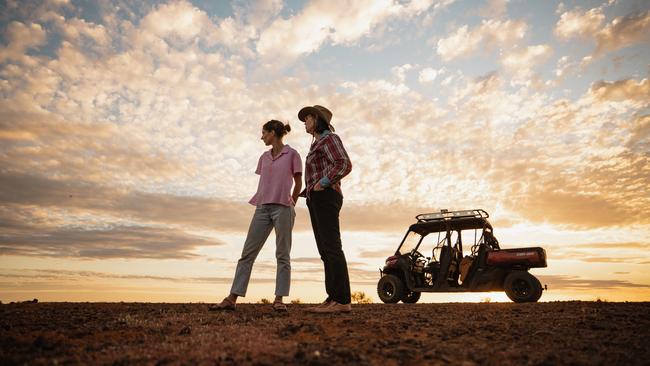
left=303, top=131, right=352, bottom=197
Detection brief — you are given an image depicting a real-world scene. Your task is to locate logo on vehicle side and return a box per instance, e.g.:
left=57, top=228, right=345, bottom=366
left=515, top=252, right=537, bottom=256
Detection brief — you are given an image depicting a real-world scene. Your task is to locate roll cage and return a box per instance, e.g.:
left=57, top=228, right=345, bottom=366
left=396, top=209, right=497, bottom=257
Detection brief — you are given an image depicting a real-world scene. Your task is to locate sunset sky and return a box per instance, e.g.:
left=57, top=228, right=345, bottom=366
left=1, top=0, right=649, bottom=303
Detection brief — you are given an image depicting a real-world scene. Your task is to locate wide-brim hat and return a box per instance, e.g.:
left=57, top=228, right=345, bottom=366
left=298, top=105, right=335, bottom=132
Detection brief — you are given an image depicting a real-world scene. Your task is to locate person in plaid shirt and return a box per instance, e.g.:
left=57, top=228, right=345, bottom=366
left=298, top=105, right=353, bottom=313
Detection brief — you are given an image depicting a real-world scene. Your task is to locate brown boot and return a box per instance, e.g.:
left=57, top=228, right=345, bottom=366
left=306, top=299, right=332, bottom=312
left=311, top=301, right=351, bottom=314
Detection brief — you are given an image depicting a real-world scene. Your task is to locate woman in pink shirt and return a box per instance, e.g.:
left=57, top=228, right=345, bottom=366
left=211, top=120, right=302, bottom=311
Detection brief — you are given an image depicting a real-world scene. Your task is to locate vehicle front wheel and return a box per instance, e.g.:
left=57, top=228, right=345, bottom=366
left=402, top=291, right=421, bottom=304
left=377, top=274, right=405, bottom=303
left=504, top=271, right=543, bottom=303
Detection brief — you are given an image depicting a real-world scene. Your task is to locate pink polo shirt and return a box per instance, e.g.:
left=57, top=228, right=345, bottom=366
left=249, top=145, right=302, bottom=207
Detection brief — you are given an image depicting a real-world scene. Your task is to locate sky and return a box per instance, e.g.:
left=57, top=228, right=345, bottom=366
left=0, top=0, right=649, bottom=303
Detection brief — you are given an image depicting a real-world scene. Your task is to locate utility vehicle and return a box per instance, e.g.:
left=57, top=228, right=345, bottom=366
left=377, top=209, right=547, bottom=303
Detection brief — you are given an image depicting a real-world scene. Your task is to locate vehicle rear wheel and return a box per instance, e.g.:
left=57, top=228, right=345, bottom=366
left=402, top=291, right=421, bottom=304
left=377, top=274, right=405, bottom=303
left=504, top=271, right=543, bottom=303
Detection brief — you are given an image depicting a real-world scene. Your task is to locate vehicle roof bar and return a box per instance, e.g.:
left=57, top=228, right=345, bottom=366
left=415, top=209, right=489, bottom=222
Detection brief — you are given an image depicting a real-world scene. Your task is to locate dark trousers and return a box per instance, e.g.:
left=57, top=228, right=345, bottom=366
left=307, top=188, right=351, bottom=304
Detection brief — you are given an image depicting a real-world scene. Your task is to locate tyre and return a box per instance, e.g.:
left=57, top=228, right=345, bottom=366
left=402, top=291, right=421, bottom=304
left=377, top=274, right=405, bottom=303
left=531, top=274, right=544, bottom=301
left=504, top=271, right=543, bottom=303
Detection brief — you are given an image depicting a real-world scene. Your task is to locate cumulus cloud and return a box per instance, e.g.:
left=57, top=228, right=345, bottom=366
left=0, top=21, right=47, bottom=62
left=627, top=114, right=650, bottom=152
left=391, top=63, right=413, bottom=83
left=59, top=18, right=111, bottom=49
left=256, top=0, right=436, bottom=59
left=418, top=67, right=443, bottom=83
left=595, top=10, right=650, bottom=56
left=501, top=44, right=553, bottom=85
left=589, top=78, right=650, bottom=103
left=140, top=1, right=211, bottom=42
left=126, top=0, right=258, bottom=55
left=554, top=7, right=605, bottom=40
left=553, top=55, right=592, bottom=80
left=436, top=19, right=527, bottom=61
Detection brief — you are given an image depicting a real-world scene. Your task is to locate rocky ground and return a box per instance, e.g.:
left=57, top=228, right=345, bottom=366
left=1, top=301, right=649, bottom=365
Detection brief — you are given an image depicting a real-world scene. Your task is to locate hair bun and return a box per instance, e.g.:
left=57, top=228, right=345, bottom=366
left=284, top=123, right=291, bottom=133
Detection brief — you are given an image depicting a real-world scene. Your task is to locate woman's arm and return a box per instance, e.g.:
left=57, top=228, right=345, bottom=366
left=292, top=173, right=303, bottom=204
left=319, top=134, right=352, bottom=187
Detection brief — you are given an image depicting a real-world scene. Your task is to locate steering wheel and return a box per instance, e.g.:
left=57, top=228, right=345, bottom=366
left=409, top=249, right=424, bottom=260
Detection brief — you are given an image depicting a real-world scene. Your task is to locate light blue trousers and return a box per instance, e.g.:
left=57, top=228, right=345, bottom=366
left=230, top=204, right=295, bottom=297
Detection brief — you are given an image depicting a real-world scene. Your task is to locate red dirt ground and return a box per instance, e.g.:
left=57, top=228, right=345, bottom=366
left=1, top=301, right=648, bottom=365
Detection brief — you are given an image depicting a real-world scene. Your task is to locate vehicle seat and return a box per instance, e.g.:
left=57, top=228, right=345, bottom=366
left=436, top=246, right=451, bottom=285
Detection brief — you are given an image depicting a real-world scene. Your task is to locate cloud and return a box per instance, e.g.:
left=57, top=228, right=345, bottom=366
left=256, top=0, right=436, bottom=59
left=0, top=224, right=223, bottom=259
left=139, top=1, right=212, bottom=43
left=418, top=67, right=443, bottom=84
left=59, top=18, right=111, bottom=50
left=538, top=275, right=650, bottom=290
left=574, top=242, right=650, bottom=249
left=0, top=269, right=270, bottom=285
left=234, top=0, right=284, bottom=30
left=341, top=203, right=423, bottom=232
left=0, top=167, right=435, bottom=235
left=0, top=170, right=256, bottom=233
left=501, top=44, right=552, bottom=85
left=0, top=265, right=380, bottom=288
left=464, top=75, right=650, bottom=228
left=0, top=110, right=185, bottom=185
left=595, top=10, right=650, bottom=56
left=589, top=78, right=650, bottom=103
left=291, top=257, right=323, bottom=264
left=0, top=21, right=47, bottom=62
left=495, top=139, right=649, bottom=228
left=436, top=19, right=527, bottom=61
left=554, top=7, right=605, bottom=40
left=391, top=63, right=413, bottom=83
left=553, top=55, right=592, bottom=79
left=479, top=0, right=509, bottom=19
left=548, top=247, right=647, bottom=264
left=1, top=0, right=648, bottom=263
left=505, top=189, right=636, bottom=228
left=0, top=202, right=227, bottom=260
left=357, top=248, right=396, bottom=258
left=627, top=114, right=650, bottom=152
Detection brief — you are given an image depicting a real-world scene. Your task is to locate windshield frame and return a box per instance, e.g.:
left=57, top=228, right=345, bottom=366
left=396, top=230, right=425, bottom=255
